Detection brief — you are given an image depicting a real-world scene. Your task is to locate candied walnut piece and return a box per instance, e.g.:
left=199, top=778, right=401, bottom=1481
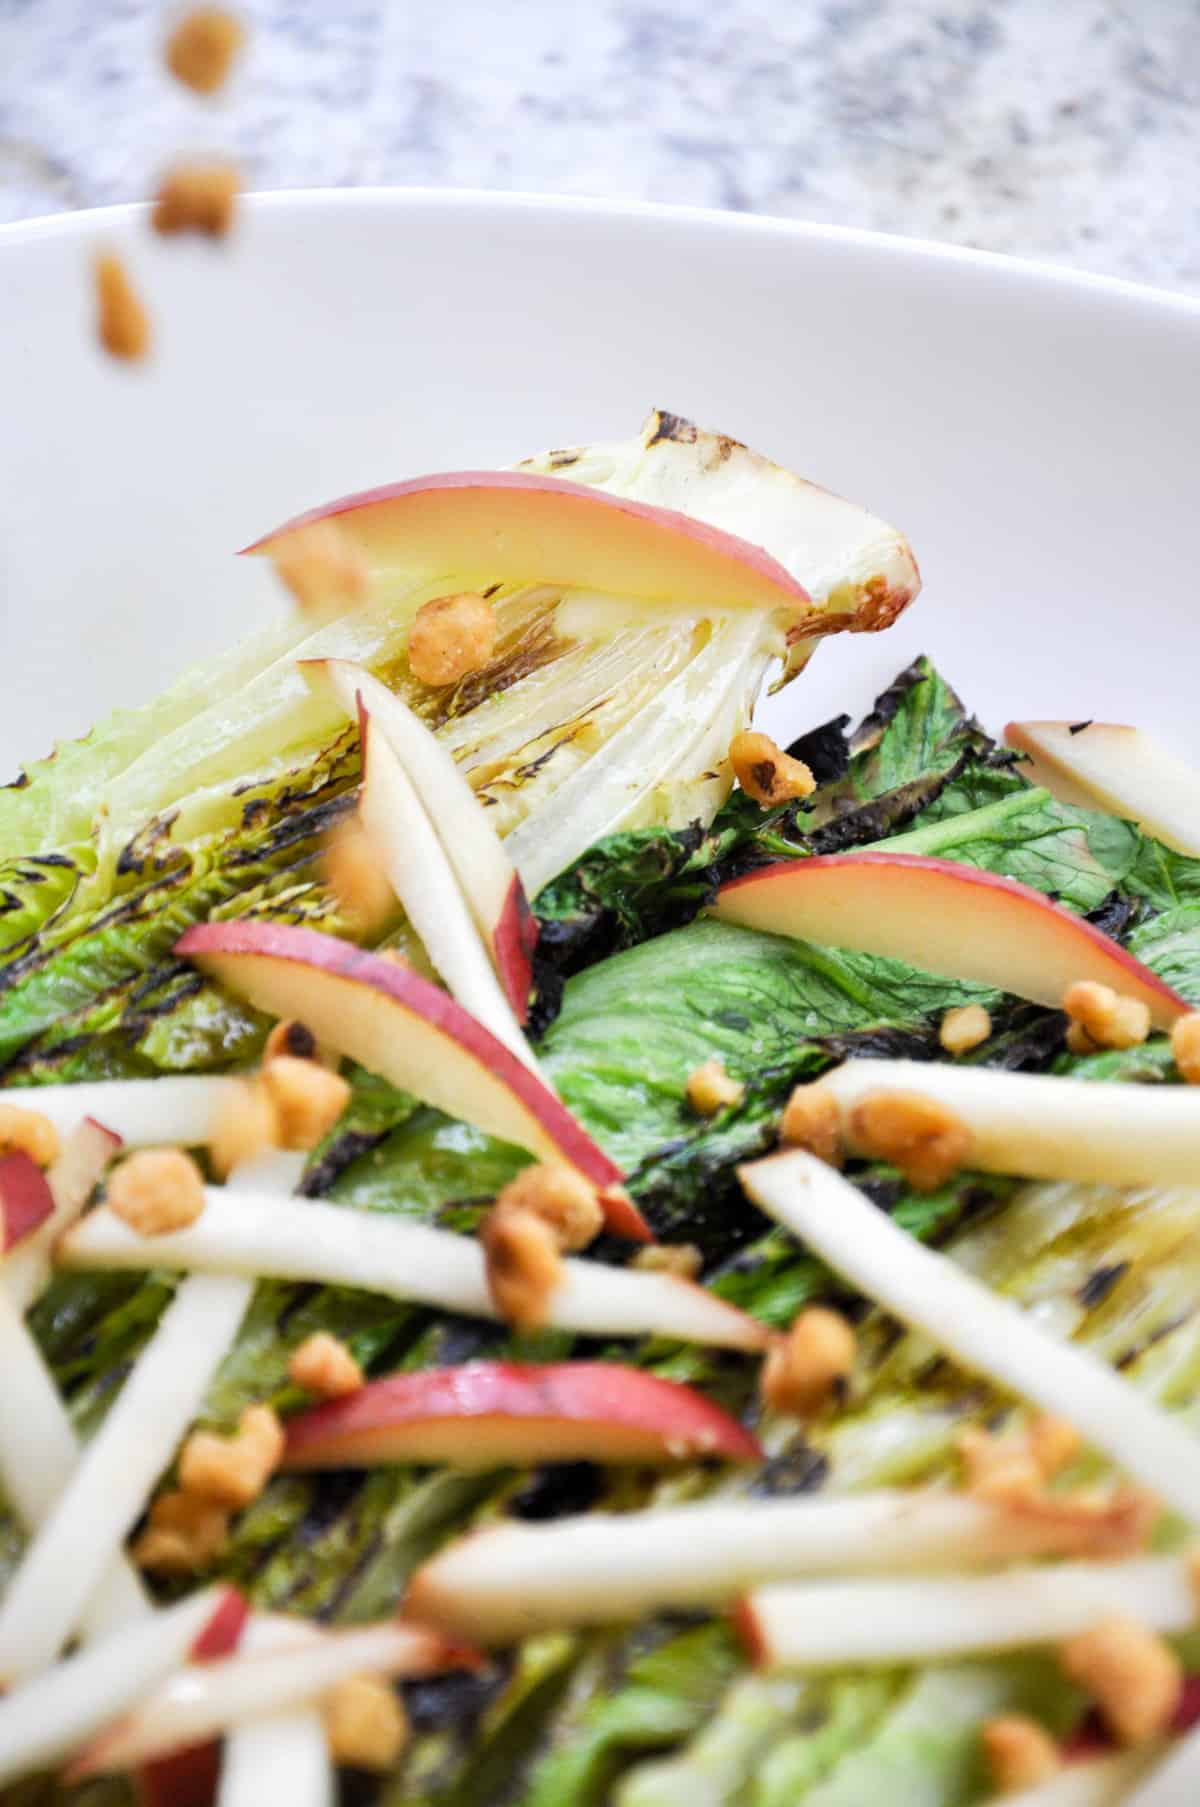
left=1059, top=1617, right=1182, bottom=1745
left=1027, top=1414, right=1082, bottom=1479
left=152, top=161, right=239, bottom=237
left=165, top=6, right=245, bottom=93
left=94, top=253, right=150, bottom=362
left=133, top=1489, right=229, bottom=1574
left=685, top=1058, right=745, bottom=1118
left=493, top=1164, right=603, bottom=1253
left=760, top=1307, right=855, bottom=1419
left=107, top=1148, right=206, bottom=1237
left=778, top=1084, right=842, bottom=1165
left=270, top=519, right=370, bottom=620
left=264, top=1018, right=319, bottom=1064
left=0, top=1102, right=60, bottom=1169
left=632, top=1243, right=703, bottom=1281
left=324, top=1674, right=408, bottom=1770
left=209, top=1077, right=279, bottom=1179
left=323, top=815, right=394, bottom=935
left=938, top=1003, right=992, bottom=1056
left=1171, top=1012, right=1200, bottom=1083
left=981, top=1715, right=1061, bottom=1793
left=957, top=1425, right=1044, bottom=1507
left=482, top=1207, right=563, bottom=1333
left=179, top=1403, right=285, bottom=1509
left=1062, top=980, right=1150, bottom=1052
left=408, top=593, right=498, bottom=687
left=289, top=1331, right=364, bottom=1399
left=729, top=731, right=815, bottom=808
left=848, top=1089, right=972, bottom=1191
left=261, top=1056, right=350, bottom=1151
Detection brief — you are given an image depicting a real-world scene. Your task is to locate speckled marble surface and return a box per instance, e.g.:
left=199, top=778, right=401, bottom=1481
left=2, top=0, right=1199, bottom=292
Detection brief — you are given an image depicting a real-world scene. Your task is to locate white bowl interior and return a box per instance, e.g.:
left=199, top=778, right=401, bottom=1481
left=3, top=191, right=1198, bottom=783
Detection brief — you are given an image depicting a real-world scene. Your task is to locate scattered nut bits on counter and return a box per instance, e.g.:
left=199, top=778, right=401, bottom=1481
left=407, top=593, right=498, bottom=687
left=728, top=730, right=815, bottom=807
left=94, top=253, right=151, bottom=362
left=107, top=1148, right=206, bottom=1237
left=164, top=6, right=245, bottom=94
left=152, top=161, right=240, bottom=237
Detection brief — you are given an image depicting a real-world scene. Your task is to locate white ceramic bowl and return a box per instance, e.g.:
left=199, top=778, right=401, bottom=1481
left=3, top=189, right=1199, bottom=782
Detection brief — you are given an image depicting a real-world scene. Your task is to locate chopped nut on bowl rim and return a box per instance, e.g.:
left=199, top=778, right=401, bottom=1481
left=94, top=253, right=150, bottom=362
left=152, top=162, right=239, bottom=238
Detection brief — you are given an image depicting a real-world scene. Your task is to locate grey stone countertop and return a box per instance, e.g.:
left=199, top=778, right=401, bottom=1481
left=2, top=0, right=1199, bottom=294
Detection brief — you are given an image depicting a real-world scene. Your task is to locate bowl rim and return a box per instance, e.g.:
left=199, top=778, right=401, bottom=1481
left=4, top=184, right=1200, bottom=324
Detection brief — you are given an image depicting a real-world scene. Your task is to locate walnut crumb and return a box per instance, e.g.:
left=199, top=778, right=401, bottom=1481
left=152, top=162, right=239, bottom=237
left=289, top=1331, right=364, bottom=1399
left=685, top=1059, right=744, bottom=1118
left=481, top=1207, right=563, bottom=1333
left=493, top=1164, right=603, bottom=1252
left=1062, top=980, right=1151, bottom=1052
left=632, top=1243, right=703, bottom=1281
left=179, top=1403, right=285, bottom=1509
left=981, top=1715, right=1061, bottom=1793
left=209, top=1077, right=279, bottom=1179
left=94, top=253, right=150, bottom=362
left=270, top=519, right=370, bottom=620
left=261, top=1056, right=350, bottom=1151
left=760, top=1307, right=855, bottom=1419
left=1171, top=1013, right=1200, bottom=1084
left=848, top=1089, right=972, bottom=1191
left=0, top=1101, right=60, bottom=1169
left=264, top=1018, right=319, bottom=1064
left=323, top=816, right=395, bottom=936
left=1059, top=1617, right=1182, bottom=1745
left=939, top=1003, right=992, bottom=1056
left=778, top=1084, right=843, bottom=1165
left=408, top=593, right=498, bottom=687
left=728, top=731, right=815, bottom=808
left=133, top=1489, right=229, bottom=1574
left=324, top=1673, right=409, bottom=1770
left=1027, top=1414, right=1082, bottom=1479
left=107, top=1148, right=205, bottom=1237
left=165, top=6, right=245, bottom=93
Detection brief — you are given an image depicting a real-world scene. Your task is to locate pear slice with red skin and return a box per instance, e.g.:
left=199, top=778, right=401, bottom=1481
left=283, top=1362, right=762, bottom=1472
left=310, top=658, right=538, bottom=1022
left=175, top=921, right=649, bottom=1240
left=0, top=1154, right=55, bottom=1255
left=711, top=852, right=1188, bottom=1028
left=243, top=470, right=812, bottom=618
left=136, top=1590, right=250, bottom=1807
left=1007, top=720, right=1200, bottom=858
